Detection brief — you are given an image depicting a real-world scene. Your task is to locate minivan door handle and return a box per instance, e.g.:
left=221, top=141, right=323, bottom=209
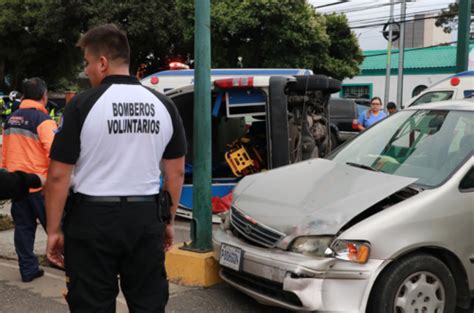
left=470, top=256, right=474, bottom=264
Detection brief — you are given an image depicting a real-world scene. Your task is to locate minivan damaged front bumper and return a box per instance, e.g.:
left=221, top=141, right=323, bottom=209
left=213, top=228, right=386, bottom=313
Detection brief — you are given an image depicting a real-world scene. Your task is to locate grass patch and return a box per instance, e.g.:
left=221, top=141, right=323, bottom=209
left=0, top=214, right=14, bottom=231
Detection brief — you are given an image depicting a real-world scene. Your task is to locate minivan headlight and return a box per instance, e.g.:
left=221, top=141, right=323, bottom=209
left=326, top=240, right=371, bottom=264
left=289, top=236, right=334, bottom=257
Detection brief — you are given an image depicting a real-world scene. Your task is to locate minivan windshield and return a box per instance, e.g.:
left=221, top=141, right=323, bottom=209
left=329, top=110, right=474, bottom=187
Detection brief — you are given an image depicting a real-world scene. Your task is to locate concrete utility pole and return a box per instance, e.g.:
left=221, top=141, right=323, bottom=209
left=384, top=0, right=395, bottom=107
left=396, top=0, right=407, bottom=109
left=190, top=0, right=212, bottom=251
left=456, top=0, right=472, bottom=73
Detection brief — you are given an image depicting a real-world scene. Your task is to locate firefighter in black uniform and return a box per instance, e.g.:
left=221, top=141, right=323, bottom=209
left=45, top=24, right=186, bottom=313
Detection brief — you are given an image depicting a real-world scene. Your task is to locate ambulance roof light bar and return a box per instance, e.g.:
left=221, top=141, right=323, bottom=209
left=214, top=77, right=254, bottom=89
left=169, top=62, right=190, bottom=70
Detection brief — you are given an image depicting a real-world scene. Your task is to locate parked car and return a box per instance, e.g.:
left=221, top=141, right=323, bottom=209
left=213, top=100, right=474, bottom=313
left=407, top=70, right=474, bottom=107
left=328, top=98, right=370, bottom=144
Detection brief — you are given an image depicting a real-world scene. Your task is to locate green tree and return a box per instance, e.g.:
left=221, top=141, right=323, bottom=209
left=0, top=0, right=184, bottom=91
left=0, top=0, right=362, bottom=92
left=435, top=2, right=474, bottom=33
left=80, top=0, right=186, bottom=76
left=0, top=0, right=84, bottom=91
left=176, top=0, right=362, bottom=79
left=319, top=14, right=363, bottom=80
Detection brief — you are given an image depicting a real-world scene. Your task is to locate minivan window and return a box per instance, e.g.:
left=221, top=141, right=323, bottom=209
left=410, top=91, right=454, bottom=106
left=329, top=110, right=474, bottom=187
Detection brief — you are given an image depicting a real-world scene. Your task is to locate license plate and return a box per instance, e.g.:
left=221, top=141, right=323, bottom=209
left=219, top=244, right=243, bottom=271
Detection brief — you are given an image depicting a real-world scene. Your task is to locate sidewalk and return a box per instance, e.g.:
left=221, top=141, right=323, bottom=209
left=0, top=202, right=196, bottom=313
left=0, top=202, right=289, bottom=312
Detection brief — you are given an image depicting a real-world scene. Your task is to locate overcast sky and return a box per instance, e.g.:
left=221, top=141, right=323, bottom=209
left=308, top=0, right=456, bottom=50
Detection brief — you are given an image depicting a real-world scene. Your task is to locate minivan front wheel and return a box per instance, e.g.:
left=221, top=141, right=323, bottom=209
left=368, top=254, right=456, bottom=313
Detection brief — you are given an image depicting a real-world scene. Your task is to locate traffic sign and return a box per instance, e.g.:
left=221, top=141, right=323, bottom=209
left=383, top=21, right=400, bottom=42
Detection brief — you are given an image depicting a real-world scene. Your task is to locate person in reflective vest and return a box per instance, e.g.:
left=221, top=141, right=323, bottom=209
left=2, top=79, right=56, bottom=282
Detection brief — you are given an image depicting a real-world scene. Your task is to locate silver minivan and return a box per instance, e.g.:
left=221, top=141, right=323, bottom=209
left=213, top=100, right=474, bottom=313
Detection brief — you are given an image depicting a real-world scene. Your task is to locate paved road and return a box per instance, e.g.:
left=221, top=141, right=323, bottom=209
left=168, top=283, right=291, bottom=313
left=0, top=280, right=68, bottom=313
left=0, top=202, right=293, bottom=313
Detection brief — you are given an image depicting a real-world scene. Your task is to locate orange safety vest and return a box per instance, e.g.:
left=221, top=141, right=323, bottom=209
left=2, top=99, right=57, bottom=192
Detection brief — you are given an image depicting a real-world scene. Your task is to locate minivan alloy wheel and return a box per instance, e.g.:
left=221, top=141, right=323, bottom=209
left=367, top=254, right=456, bottom=313
left=394, top=271, right=445, bottom=313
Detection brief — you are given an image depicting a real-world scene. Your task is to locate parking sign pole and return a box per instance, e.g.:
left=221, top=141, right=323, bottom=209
left=189, top=0, right=213, bottom=252
left=396, top=0, right=406, bottom=109
left=456, top=0, right=472, bottom=73
left=383, top=0, right=395, bottom=107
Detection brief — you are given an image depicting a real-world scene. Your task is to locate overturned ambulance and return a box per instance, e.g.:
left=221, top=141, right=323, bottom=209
left=160, top=74, right=341, bottom=218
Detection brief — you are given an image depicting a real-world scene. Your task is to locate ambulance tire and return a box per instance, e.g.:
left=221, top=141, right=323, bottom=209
left=291, top=75, right=341, bottom=94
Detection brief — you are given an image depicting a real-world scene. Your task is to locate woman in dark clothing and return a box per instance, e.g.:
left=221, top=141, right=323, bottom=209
left=0, top=170, right=42, bottom=200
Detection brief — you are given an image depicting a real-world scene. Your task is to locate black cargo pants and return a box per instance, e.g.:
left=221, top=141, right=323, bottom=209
left=63, top=195, right=169, bottom=313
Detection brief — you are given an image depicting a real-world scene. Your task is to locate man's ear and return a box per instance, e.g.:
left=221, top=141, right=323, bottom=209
left=99, top=56, right=109, bottom=73
left=41, top=92, right=48, bottom=106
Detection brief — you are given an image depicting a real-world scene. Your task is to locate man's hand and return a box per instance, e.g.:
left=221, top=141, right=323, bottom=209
left=164, top=224, right=174, bottom=252
left=45, top=160, right=73, bottom=269
left=46, top=231, right=65, bottom=269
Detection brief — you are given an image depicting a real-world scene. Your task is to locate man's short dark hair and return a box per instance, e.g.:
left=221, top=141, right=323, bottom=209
left=77, top=23, right=130, bottom=65
left=387, top=102, right=396, bottom=109
left=22, top=78, right=47, bottom=101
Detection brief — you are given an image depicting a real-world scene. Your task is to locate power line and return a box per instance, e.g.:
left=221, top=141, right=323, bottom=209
left=349, top=12, right=438, bottom=27
left=314, top=1, right=349, bottom=9
left=319, top=1, right=454, bottom=27
left=327, top=2, right=403, bottom=14
left=340, top=4, right=447, bottom=18
left=349, top=8, right=445, bottom=22
left=350, top=14, right=440, bottom=29
left=323, top=1, right=453, bottom=15
left=337, top=2, right=452, bottom=18
left=349, top=9, right=440, bottom=26
left=317, top=1, right=378, bottom=13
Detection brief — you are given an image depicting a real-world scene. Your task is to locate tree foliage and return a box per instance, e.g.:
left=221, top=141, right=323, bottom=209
left=320, top=13, right=363, bottom=79
left=0, top=0, right=362, bottom=92
left=435, top=2, right=474, bottom=33
left=79, top=0, right=185, bottom=77
left=176, top=0, right=362, bottom=80
left=0, top=0, right=84, bottom=91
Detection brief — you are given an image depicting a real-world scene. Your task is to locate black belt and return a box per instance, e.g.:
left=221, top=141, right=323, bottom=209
left=79, top=194, right=157, bottom=203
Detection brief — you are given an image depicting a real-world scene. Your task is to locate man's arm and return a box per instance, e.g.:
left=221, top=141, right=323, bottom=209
left=161, top=156, right=185, bottom=223
left=161, top=156, right=185, bottom=251
left=44, top=160, right=73, bottom=268
left=357, top=111, right=366, bottom=131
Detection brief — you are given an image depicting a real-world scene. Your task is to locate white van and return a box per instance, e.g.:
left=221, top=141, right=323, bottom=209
left=407, top=70, right=474, bottom=107
left=140, top=68, right=313, bottom=93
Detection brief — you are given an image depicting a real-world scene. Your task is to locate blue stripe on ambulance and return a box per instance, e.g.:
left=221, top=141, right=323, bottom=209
left=178, top=182, right=237, bottom=210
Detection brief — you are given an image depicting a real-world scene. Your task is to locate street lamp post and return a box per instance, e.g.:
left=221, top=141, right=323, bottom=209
left=189, top=0, right=212, bottom=252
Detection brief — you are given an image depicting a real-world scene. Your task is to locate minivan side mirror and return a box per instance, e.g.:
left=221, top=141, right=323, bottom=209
left=459, top=166, right=474, bottom=192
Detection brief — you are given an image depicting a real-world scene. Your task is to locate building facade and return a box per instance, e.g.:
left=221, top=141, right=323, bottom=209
left=340, top=42, right=474, bottom=107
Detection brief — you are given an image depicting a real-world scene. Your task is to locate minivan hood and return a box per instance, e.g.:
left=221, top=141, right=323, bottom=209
left=233, top=159, right=417, bottom=235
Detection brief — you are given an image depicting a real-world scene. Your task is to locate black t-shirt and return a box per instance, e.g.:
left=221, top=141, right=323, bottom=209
left=50, top=75, right=186, bottom=196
